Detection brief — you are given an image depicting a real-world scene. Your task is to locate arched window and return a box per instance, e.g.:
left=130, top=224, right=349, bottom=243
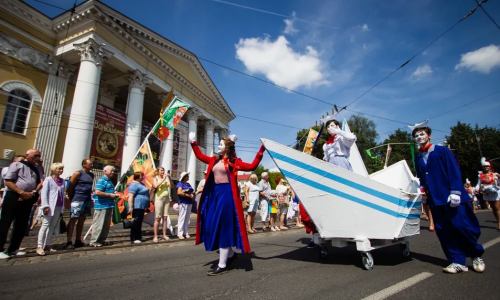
left=1, top=89, right=32, bottom=134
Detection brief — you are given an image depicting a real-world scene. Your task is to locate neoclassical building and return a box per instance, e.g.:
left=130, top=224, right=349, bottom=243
left=0, top=0, right=233, bottom=186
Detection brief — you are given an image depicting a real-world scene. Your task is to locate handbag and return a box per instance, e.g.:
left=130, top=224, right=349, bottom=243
left=242, top=199, right=249, bottom=209
left=59, top=215, right=67, bottom=234
left=149, top=187, right=157, bottom=202
left=122, top=217, right=137, bottom=229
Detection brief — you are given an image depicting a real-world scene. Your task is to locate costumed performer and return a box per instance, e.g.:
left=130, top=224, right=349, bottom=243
left=464, top=179, right=478, bottom=214
left=475, top=158, right=499, bottom=230
left=412, top=120, right=485, bottom=274
left=189, top=131, right=266, bottom=276
left=300, top=116, right=357, bottom=248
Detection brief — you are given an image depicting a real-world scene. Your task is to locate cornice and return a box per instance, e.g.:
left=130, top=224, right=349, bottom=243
left=0, top=0, right=55, bottom=38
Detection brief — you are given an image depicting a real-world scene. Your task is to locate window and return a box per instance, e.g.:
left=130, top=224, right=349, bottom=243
left=1, top=89, right=32, bottom=134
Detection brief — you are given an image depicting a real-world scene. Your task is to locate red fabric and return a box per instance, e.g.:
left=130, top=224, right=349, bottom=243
left=480, top=173, right=494, bottom=184
left=419, top=143, right=432, bottom=153
left=190, top=141, right=265, bottom=253
left=299, top=202, right=317, bottom=234
left=326, top=135, right=337, bottom=145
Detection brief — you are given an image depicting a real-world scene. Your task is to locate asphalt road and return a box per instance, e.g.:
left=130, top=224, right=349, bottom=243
left=1, top=211, right=499, bottom=300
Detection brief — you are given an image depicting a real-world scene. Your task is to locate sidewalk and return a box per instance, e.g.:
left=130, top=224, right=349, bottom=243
left=14, top=210, right=301, bottom=259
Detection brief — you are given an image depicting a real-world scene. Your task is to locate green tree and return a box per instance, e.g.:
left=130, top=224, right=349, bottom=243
left=382, top=129, right=415, bottom=174
left=445, top=122, right=500, bottom=185
left=268, top=172, right=282, bottom=190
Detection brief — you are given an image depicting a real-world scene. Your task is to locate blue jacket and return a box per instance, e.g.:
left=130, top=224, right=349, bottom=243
left=414, top=144, right=469, bottom=206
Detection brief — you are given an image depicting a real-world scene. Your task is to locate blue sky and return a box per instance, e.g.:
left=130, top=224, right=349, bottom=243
left=27, top=0, right=500, bottom=170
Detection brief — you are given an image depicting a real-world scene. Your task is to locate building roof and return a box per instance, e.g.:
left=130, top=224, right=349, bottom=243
left=237, top=174, right=251, bottom=181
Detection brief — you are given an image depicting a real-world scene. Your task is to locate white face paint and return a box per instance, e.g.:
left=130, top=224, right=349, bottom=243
left=218, top=140, right=226, bottom=155
left=327, top=122, right=339, bottom=135
left=414, top=130, right=430, bottom=145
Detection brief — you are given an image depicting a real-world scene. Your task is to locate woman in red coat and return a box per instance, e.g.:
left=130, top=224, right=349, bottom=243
left=189, top=132, right=265, bottom=276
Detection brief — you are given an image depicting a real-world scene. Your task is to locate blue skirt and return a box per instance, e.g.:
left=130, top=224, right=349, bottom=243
left=200, top=183, right=243, bottom=251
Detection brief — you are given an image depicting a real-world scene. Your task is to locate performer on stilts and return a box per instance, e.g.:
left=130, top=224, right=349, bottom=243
left=188, top=131, right=265, bottom=276
left=475, top=158, right=499, bottom=230
left=412, top=120, right=485, bottom=274
left=300, top=116, right=356, bottom=248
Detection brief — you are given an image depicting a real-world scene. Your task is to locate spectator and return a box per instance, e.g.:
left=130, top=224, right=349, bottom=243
left=291, top=192, right=304, bottom=228
left=245, top=174, right=261, bottom=233
left=269, top=190, right=278, bottom=231
left=65, top=159, right=95, bottom=249
left=90, top=165, right=118, bottom=247
left=36, top=163, right=65, bottom=255
left=275, top=177, right=290, bottom=230
left=1, top=155, right=26, bottom=207
left=153, top=167, right=173, bottom=242
left=258, top=172, right=271, bottom=231
left=194, top=170, right=207, bottom=214
left=26, top=159, right=45, bottom=237
left=128, top=172, right=150, bottom=244
left=475, top=160, right=500, bottom=230
left=0, top=149, right=43, bottom=259
left=176, top=172, right=194, bottom=239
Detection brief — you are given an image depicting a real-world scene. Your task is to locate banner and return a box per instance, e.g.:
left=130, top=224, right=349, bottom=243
left=303, top=128, right=319, bottom=155
left=384, top=144, right=392, bottom=169
left=152, top=97, right=190, bottom=142
left=90, top=104, right=126, bottom=169
left=113, top=139, right=156, bottom=224
left=141, top=121, right=161, bottom=167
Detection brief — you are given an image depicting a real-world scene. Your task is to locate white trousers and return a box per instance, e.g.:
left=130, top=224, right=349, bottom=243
left=260, top=200, right=269, bottom=222
left=219, top=247, right=235, bottom=268
left=177, top=203, right=192, bottom=236
left=37, top=206, right=62, bottom=248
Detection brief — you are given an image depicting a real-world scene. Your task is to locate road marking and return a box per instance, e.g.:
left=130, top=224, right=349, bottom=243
left=483, top=237, right=500, bottom=249
left=361, top=272, right=433, bottom=300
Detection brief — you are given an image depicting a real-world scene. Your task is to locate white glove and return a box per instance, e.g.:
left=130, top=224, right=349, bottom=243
left=188, top=132, right=196, bottom=143
left=448, top=194, right=461, bottom=207
left=328, top=127, right=342, bottom=135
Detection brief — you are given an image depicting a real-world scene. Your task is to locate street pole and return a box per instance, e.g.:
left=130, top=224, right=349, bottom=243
left=474, top=130, right=483, bottom=158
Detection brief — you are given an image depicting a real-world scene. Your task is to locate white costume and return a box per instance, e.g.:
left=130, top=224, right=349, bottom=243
left=321, top=117, right=356, bottom=171
left=475, top=158, right=499, bottom=202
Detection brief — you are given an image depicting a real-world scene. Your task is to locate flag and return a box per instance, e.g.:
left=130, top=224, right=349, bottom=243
left=384, top=144, right=392, bottom=169
left=113, top=139, right=157, bottom=224
left=366, top=149, right=377, bottom=159
left=151, top=97, right=190, bottom=142
left=303, top=128, right=319, bottom=154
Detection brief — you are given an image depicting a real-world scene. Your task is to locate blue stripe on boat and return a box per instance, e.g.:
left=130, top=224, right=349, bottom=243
left=280, top=169, right=420, bottom=219
left=267, top=150, right=418, bottom=208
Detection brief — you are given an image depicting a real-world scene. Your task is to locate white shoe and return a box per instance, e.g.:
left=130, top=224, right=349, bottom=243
left=270, top=227, right=276, bottom=232
left=133, top=240, right=142, bottom=244
left=275, top=226, right=280, bottom=231
left=472, top=257, right=485, bottom=273
left=0, top=252, right=10, bottom=259
left=443, top=263, right=468, bottom=274
left=9, top=250, right=26, bottom=256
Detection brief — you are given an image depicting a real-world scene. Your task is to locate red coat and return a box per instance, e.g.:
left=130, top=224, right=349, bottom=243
left=190, top=141, right=265, bottom=253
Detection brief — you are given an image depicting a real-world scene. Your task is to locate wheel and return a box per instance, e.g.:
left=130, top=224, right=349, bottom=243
left=400, top=242, right=410, bottom=258
left=319, top=245, right=328, bottom=259
left=361, top=252, right=374, bottom=270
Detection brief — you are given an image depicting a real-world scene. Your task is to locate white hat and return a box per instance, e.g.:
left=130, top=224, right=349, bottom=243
left=203, top=170, right=207, bottom=174
left=466, top=178, right=471, bottom=184
left=481, top=157, right=490, bottom=167
left=179, top=171, right=190, bottom=181
left=408, top=119, right=429, bottom=132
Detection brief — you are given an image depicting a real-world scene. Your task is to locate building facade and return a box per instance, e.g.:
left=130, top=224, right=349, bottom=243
left=0, top=0, right=234, bottom=187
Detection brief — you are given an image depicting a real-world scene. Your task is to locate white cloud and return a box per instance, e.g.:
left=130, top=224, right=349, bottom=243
left=455, top=45, right=500, bottom=74
left=410, top=64, right=433, bottom=81
left=235, top=35, right=329, bottom=89
left=361, top=24, right=369, bottom=32
left=283, top=11, right=298, bottom=35
left=268, top=167, right=280, bottom=173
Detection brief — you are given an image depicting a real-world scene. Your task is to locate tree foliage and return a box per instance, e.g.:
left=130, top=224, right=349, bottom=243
left=382, top=129, right=416, bottom=174
left=253, top=164, right=269, bottom=180
left=445, top=122, right=500, bottom=185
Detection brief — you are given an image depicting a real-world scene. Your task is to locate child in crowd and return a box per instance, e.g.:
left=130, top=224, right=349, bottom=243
left=269, top=190, right=279, bottom=232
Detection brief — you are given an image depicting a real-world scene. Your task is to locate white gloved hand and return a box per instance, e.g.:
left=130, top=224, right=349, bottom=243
left=448, top=194, right=461, bottom=207
left=327, top=127, right=342, bottom=135
left=188, top=132, right=196, bottom=143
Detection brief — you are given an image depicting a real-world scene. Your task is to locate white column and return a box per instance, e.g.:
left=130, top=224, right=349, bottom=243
left=158, top=92, right=174, bottom=171
left=203, top=119, right=217, bottom=156
left=121, top=70, right=153, bottom=175
left=61, top=38, right=113, bottom=177
left=186, top=107, right=202, bottom=187
left=35, top=60, right=75, bottom=172
left=214, top=128, right=229, bottom=155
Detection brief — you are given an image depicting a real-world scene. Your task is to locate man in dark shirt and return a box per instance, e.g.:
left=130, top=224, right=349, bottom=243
left=0, top=149, right=43, bottom=259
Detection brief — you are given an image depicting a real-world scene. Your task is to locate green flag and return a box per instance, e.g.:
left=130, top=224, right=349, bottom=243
left=366, top=149, right=377, bottom=159
left=151, top=97, right=190, bottom=142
